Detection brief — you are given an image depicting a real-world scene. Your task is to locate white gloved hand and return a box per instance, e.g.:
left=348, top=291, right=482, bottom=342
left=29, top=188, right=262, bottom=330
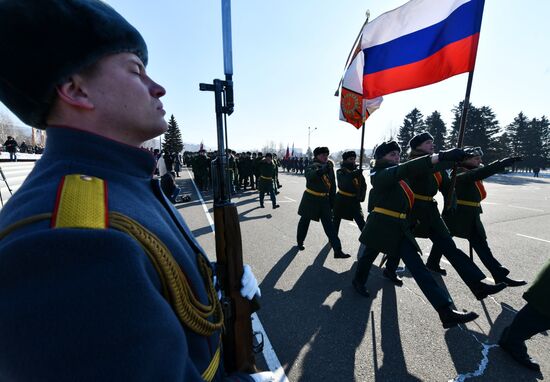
left=250, top=371, right=275, bottom=382
left=240, top=264, right=261, bottom=300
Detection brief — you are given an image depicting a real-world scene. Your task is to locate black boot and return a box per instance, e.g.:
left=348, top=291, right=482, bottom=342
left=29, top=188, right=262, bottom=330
left=334, top=249, right=351, bottom=259
left=499, top=327, right=541, bottom=371
left=426, top=261, right=447, bottom=276
left=273, top=204, right=280, bottom=209
left=297, top=243, right=305, bottom=251
left=494, top=276, right=527, bottom=287
left=437, top=306, right=479, bottom=329
left=471, top=281, right=507, bottom=300
left=352, top=279, right=370, bottom=298
left=383, top=268, right=403, bottom=286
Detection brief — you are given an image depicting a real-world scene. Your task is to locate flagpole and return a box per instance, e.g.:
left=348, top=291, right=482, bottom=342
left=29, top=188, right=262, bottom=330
left=334, top=10, right=370, bottom=96
left=359, top=122, right=366, bottom=169
left=445, top=70, right=475, bottom=210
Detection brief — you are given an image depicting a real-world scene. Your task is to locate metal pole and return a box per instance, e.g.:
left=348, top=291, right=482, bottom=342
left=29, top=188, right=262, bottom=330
left=445, top=70, right=475, bottom=210
left=359, top=122, right=366, bottom=169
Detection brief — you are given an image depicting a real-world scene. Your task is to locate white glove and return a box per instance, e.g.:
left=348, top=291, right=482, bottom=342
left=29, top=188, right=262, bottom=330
left=240, top=264, right=261, bottom=300
left=250, top=371, right=275, bottom=382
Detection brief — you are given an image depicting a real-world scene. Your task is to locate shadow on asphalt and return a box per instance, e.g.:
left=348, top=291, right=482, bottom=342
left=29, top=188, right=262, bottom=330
left=259, top=242, right=425, bottom=381
left=444, top=303, right=543, bottom=381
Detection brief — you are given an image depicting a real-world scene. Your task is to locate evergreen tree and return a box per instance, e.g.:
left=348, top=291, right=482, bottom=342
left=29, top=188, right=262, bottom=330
left=523, top=117, right=545, bottom=169
left=540, top=115, right=550, bottom=167
left=162, top=114, right=184, bottom=154
left=425, top=111, right=446, bottom=150
left=507, top=112, right=530, bottom=158
left=397, top=108, right=425, bottom=156
left=447, top=103, right=500, bottom=162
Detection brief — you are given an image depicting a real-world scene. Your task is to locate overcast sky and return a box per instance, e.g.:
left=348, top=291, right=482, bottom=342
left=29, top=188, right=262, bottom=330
left=2, top=0, right=549, bottom=152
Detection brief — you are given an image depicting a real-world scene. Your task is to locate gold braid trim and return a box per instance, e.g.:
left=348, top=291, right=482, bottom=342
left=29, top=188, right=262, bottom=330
left=109, top=212, right=223, bottom=337
left=0, top=211, right=223, bottom=337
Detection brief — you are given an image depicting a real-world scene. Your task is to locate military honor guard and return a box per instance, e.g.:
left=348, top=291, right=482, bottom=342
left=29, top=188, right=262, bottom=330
left=499, top=259, right=550, bottom=371
left=333, top=150, right=367, bottom=233
left=0, top=1, right=270, bottom=381
left=297, top=147, right=351, bottom=258
left=257, top=153, right=280, bottom=209
left=384, top=133, right=507, bottom=299
left=426, top=147, right=526, bottom=286
left=352, top=141, right=479, bottom=328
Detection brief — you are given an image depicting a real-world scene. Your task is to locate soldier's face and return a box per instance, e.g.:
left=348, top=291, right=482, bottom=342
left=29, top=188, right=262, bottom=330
left=383, top=150, right=400, bottom=164
left=80, top=53, right=167, bottom=145
left=417, top=140, right=434, bottom=154
left=344, top=156, right=356, bottom=165
left=316, top=153, right=329, bottom=163
left=462, top=156, right=482, bottom=168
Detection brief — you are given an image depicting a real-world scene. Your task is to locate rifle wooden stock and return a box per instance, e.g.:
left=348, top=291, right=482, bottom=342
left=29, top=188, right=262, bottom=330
left=214, top=203, right=257, bottom=373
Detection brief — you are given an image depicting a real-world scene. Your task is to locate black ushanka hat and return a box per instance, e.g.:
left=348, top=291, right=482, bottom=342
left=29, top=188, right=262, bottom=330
left=0, top=0, right=148, bottom=129
left=408, top=132, right=434, bottom=150
left=313, top=146, right=330, bottom=156
left=374, top=141, right=401, bottom=159
left=342, top=150, right=357, bottom=160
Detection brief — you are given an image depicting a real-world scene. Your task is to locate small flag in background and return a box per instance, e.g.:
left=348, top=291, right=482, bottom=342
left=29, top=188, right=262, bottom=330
left=199, top=140, right=204, bottom=151
left=291, top=143, right=294, bottom=157
left=339, top=0, right=485, bottom=128
left=284, top=144, right=290, bottom=159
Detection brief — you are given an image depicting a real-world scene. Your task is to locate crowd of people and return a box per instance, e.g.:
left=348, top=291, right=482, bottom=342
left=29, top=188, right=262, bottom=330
left=0, top=136, right=45, bottom=161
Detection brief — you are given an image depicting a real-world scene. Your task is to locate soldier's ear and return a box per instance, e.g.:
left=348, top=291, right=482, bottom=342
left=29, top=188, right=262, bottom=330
left=55, top=75, right=95, bottom=110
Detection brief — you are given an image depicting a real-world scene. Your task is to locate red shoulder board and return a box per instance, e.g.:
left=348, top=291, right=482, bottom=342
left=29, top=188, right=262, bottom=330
left=433, top=172, right=443, bottom=187
left=475, top=180, right=487, bottom=201
left=399, top=180, right=415, bottom=209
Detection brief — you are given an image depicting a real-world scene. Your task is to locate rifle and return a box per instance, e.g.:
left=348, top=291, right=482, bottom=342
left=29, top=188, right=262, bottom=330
left=199, top=0, right=260, bottom=374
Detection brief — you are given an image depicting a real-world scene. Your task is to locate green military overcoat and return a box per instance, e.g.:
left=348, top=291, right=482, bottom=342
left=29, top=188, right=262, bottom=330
left=298, top=160, right=336, bottom=221
left=257, top=160, right=277, bottom=192
left=443, top=160, right=507, bottom=239
left=407, top=156, right=454, bottom=238
left=523, top=259, right=550, bottom=318
left=359, top=156, right=434, bottom=255
left=333, top=164, right=366, bottom=220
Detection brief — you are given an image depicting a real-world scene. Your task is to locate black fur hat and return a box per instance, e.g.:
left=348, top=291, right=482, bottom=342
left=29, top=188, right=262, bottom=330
left=313, top=146, right=330, bottom=156
left=342, top=150, right=357, bottom=160
left=408, top=132, right=434, bottom=149
left=374, top=141, right=401, bottom=159
left=0, top=0, right=148, bottom=128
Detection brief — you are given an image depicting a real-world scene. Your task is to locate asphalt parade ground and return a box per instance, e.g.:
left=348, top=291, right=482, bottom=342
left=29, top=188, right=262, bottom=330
left=177, top=168, right=549, bottom=382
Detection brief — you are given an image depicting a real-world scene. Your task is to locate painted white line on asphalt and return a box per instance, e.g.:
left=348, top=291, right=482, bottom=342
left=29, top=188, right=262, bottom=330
left=186, top=168, right=289, bottom=381
left=507, top=205, right=544, bottom=212
left=481, top=202, right=500, bottom=205
left=516, top=233, right=550, bottom=244
left=251, top=313, right=289, bottom=382
left=435, top=258, right=495, bottom=283
left=284, top=196, right=296, bottom=202
left=186, top=168, right=215, bottom=230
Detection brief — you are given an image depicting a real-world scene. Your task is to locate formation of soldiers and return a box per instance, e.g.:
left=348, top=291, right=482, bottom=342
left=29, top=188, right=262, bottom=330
left=294, top=134, right=546, bottom=371
left=280, top=156, right=310, bottom=174
left=186, top=149, right=282, bottom=202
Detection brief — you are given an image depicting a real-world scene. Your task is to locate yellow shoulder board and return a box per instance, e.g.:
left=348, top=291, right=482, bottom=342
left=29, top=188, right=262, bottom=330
left=51, top=174, right=108, bottom=229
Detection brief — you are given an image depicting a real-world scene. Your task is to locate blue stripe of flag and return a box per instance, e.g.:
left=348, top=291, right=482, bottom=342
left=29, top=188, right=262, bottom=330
left=364, top=0, right=485, bottom=75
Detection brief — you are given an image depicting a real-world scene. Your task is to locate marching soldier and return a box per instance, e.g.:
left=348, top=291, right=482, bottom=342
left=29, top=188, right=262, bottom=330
left=427, top=147, right=526, bottom=286
left=240, top=152, right=254, bottom=190
left=193, top=149, right=210, bottom=191
left=272, top=153, right=282, bottom=191
left=499, top=259, right=550, bottom=371
left=333, top=150, right=367, bottom=233
left=384, top=132, right=508, bottom=300
left=352, top=141, right=479, bottom=328
left=296, top=147, right=350, bottom=259
left=0, top=1, right=269, bottom=381
left=257, top=153, right=280, bottom=209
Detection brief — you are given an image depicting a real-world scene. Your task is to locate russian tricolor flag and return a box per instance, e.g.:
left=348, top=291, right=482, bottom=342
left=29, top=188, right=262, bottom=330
left=340, top=0, right=485, bottom=129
